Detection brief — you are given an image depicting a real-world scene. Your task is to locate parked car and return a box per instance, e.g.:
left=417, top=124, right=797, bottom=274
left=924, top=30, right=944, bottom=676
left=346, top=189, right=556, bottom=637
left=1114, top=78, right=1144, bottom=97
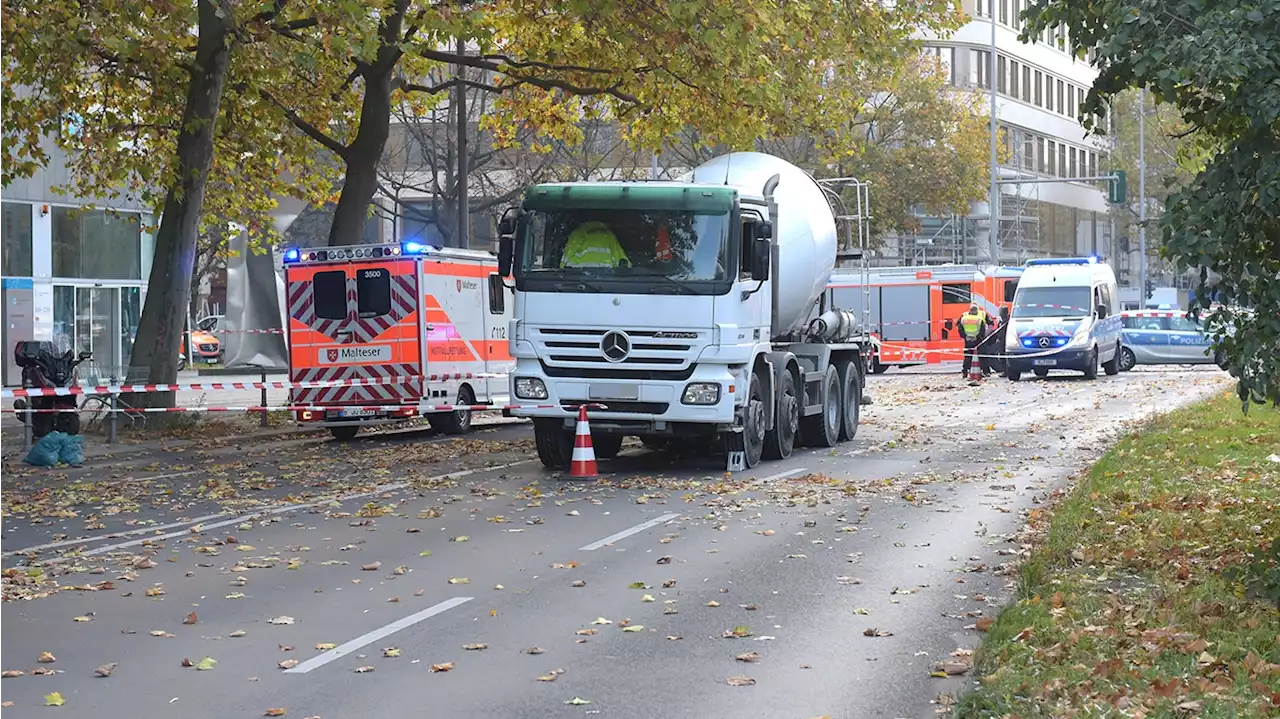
left=190, top=315, right=224, bottom=365
left=1117, top=309, right=1226, bottom=371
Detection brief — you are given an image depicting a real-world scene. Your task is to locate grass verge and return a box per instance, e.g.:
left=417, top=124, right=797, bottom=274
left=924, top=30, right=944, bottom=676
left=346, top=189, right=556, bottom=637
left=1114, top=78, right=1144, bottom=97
left=956, top=392, right=1280, bottom=718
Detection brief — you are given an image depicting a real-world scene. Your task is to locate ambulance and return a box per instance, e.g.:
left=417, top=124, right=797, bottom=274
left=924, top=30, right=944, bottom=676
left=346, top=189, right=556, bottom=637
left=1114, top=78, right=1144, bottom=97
left=283, top=241, right=513, bottom=440
left=824, top=264, right=1023, bottom=372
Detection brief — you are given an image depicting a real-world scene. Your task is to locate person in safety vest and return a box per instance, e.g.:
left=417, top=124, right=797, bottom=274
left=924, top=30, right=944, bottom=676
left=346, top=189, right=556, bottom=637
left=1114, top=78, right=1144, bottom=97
left=561, top=220, right=630, bottom=268
left=959, top=303, right=993, bottom=378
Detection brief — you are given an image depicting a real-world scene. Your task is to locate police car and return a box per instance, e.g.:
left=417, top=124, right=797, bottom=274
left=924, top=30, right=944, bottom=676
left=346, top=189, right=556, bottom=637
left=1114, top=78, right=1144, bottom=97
left=1117, top=308, right=1226, bottom=371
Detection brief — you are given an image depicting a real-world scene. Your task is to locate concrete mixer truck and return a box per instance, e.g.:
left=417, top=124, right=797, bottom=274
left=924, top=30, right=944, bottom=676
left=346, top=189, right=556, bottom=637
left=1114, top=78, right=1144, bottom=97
left=492, top=152, right=874, bottom=471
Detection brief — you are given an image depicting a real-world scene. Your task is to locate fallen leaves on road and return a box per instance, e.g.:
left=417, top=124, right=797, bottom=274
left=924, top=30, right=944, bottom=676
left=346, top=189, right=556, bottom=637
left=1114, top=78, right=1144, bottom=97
left=564, top=697, right=591, bottom=706
left=315, top=643, right=336, bottom=651
left=44, top=692, right=65, bottom=706
left=360, top=561, right=381, bottom=572
left=523, top=647, right=545, bottom=655
left=268, top=616, right=295, bottom=625
left=150, top=630, right=175, bottom=638
left=448, top=577, right=470, bottom=584
left=451, top=536, right=468, bottom=543
left=2, top=670, right=24, bottom=678
left=570, top=579, right=586, bottom=587
left=264, top=710, right=286, bottom=717
left=73, top=615, right=93, bottom=623
left=194, top=657, right=217, bottom=671
left=354, top=666, right=374, bottom=673
left=724, top=626, right=752, bottom=638
left=975, top=617, right=995, bottom=632
left=382, top=647, right=401, bottom=658
left=38, top=652, right=56, bottom=663
left=706, top=600, right=721, bottom=607
left=726, top=676, right=756, bottom=686
left=94, top=663, right=117, bottom=677
left=462, top=643, right=487, bottom=651
left=537, top=669, right=565, bottom=682
left=184, top=612, right=198, bottom=625
left=622, top=625, right=644, bottom=633
left=429, top=662, right=454, bottom=673
left=863, top=628, right=894, bottom=637
left=735, top=652, right=760, bottom=663
left=278, top=659, right=299, bottom=670
left=229, top=630, right=247, bottom=638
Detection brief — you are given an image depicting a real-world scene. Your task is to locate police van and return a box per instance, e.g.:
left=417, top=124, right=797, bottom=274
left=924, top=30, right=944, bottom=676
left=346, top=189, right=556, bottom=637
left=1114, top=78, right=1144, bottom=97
left=1003, top=257, right=1123, bottom=381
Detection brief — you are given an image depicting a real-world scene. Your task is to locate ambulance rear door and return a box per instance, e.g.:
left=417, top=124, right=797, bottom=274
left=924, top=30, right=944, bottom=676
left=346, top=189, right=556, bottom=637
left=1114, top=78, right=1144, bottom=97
left=286, top=247, right=423, bottom=417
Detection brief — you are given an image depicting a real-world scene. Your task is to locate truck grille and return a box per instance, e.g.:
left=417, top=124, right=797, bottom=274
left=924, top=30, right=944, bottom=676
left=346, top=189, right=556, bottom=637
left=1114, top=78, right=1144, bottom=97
left=198, top=343, right=219, bottom=353
left=562, top=401, right=669, bottom=415
left=533, top=327, right=703, bottom=376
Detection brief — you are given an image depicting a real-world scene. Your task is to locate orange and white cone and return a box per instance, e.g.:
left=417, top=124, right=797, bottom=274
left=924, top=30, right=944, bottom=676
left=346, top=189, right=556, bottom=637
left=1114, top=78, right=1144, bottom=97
left=967, top=363, right=984, bottom=385
left=569, top=405, right=598, bottom=478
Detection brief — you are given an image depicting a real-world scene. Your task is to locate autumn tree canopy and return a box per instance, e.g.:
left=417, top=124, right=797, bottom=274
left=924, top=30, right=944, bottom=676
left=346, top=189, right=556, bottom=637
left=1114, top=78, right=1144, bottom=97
left=1025, top=0, right=1280, bottom=405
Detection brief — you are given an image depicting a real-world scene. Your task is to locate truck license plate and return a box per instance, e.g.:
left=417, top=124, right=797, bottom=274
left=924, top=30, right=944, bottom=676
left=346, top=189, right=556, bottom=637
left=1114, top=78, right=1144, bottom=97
left=589, top=383, right=640, bottom=400
left=1032, top=359, right=1057, bottom=367
left=339, top=408, right=377, bottom=418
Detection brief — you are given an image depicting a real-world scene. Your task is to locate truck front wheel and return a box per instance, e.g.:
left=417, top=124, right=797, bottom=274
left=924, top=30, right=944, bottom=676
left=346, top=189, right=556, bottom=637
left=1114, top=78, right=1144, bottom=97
left=763, top=370, right=798, bottom=460
left=593, top=432, right=623, bottom=459
left=534, top=418, right=573, bottom=470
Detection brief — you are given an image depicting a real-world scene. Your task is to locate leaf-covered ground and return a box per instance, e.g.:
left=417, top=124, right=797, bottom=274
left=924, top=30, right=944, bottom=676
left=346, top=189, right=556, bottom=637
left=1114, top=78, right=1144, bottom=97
left=956, top=392, right=1280, bottom=718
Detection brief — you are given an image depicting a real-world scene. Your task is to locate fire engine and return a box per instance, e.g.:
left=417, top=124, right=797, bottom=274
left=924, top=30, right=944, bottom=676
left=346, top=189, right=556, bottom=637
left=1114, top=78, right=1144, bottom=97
left=283, top=241, right=513, bottom=440
left=825, top=264, right=1023, bottom=372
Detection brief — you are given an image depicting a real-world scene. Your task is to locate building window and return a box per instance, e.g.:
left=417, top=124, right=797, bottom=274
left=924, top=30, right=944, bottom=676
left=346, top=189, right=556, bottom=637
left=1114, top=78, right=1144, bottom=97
left=997, top=56, right=1007, bottom=94
left=51, top=207, right=142, bottom=280
left=1057, top=79, right=1065, bottom=115
left=1089, top=151, right=1098, bottom=178
left=999, top=0, right=1009, bottom=25
left=1058, top=143, right=1067, bottom=177
left=1066, top=85, right=1075, bottom=117
left=1022, top=66, right=1032, bottom=102
left=975, top=0, right=989, bottom=17
left=2, top=202, right=33, bottom=277
left=1046, top=141, right=1056, bottom=175
left=1034, top=71, right=1043, bottom=106
left=1008, top=60, right=1019, bottom=97
left=399, top=201, right=449, bottom=247
left=973, top=50, right=990, bottom=89
left=1069, top=147, right=1078, bottom=178
left=924, top=46, right=955, bottom=85
left=1038, top=138, right=1047, bottom=173
left=1023, top=134, right=1036, bottom=170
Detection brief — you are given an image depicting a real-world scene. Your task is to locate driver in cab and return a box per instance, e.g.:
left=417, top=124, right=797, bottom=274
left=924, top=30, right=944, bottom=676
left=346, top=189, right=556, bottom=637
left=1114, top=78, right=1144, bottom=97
left=561, top=220, right=630, bottom=269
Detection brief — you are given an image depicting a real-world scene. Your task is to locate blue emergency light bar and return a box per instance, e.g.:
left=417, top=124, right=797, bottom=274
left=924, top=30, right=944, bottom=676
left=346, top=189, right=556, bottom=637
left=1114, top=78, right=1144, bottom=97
left=283, top=248, right=300, bottom=263
left=1025, top=257, right=1098, bottom=267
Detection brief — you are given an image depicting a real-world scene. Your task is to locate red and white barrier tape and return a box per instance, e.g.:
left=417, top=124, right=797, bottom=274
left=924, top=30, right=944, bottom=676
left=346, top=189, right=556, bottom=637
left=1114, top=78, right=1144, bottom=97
left=1, top=373, right=507, bottom=399
left=187, top=329, right=286, bottom=335
left=3, top=403, right=556, bottom=415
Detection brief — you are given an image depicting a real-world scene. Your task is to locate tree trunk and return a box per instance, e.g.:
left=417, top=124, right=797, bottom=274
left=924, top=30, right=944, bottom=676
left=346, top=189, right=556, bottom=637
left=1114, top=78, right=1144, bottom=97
left=125, top=0, right=234, bottom=406
left=326, top=2, right=408, bottom=246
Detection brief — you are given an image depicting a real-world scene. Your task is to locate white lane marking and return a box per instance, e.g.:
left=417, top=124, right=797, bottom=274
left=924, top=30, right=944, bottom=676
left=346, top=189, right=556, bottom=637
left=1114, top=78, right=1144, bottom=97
left=2, top=510, right=228, bottom=558
left=752, top=467, right=807, bottom=484
left=32, top=460, right=533, bottom=564
left=579, top=512, right=681, bottom=551
left=283, top=597, right=473, bottom=674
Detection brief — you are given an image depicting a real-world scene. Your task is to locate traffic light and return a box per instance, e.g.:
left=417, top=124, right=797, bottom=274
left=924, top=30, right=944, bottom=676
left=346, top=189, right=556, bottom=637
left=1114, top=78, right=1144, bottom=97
left=1108, top=170, right=1127, bottom=204
left=1144, top=279, right=1155, bottom=299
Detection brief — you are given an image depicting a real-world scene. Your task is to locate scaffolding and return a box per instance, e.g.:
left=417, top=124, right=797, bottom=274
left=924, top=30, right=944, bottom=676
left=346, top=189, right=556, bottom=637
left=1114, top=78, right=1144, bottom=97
left=998, top=127, right=1043, bottom=265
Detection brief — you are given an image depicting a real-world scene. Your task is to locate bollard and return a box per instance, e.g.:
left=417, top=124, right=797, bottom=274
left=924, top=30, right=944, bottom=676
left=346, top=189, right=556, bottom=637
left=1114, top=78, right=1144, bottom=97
left=108, top=393, right=118, bottom=444
left=260, top=370, right=268, bottom=427
left=22, top=406, right=32, bottom=451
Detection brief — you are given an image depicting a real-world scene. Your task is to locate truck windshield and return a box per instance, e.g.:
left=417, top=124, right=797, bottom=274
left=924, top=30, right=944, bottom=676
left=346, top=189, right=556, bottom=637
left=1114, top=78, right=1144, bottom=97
left=1012, top=287, right=1092, bottom=318
left=519, top=209, right=731, bottom=290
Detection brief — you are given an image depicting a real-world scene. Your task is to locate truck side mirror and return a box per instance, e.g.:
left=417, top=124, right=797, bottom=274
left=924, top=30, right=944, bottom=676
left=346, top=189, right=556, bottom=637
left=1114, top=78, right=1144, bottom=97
left=757, top=221, right=773, bottom=239
left=497, top=236, right=514, bottom=277
left=751, top=237, right=771, bottom=281
left=487, top=273, right=506, bottom=315
left=497, top=213, right=517, bottom=237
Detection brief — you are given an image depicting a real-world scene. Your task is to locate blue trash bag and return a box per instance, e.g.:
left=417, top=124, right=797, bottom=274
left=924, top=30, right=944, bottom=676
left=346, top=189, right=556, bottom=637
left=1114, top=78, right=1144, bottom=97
left=24, top=431, right=67, bottom=467
left=59, top=434, right=85, bottom=466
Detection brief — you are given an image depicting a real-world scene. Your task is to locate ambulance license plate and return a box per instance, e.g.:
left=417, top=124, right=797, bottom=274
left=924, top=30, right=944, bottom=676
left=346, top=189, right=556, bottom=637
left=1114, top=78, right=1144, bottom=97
left=1032, top=359, right=1057, bottom=366
left=589, top=383, right=639, bottom=400
left=338, top=408, right=377, bottom=418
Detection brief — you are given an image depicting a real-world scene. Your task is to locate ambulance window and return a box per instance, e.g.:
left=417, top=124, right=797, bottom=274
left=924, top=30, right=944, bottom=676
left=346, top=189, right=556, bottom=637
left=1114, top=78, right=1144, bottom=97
left=357, top=268, right=392, bottom=317
left=1003, top=280, right=1018, bottom=303
left=941, top=283, right=972, bottom=305
left=313, top=271, right=348, bottom=320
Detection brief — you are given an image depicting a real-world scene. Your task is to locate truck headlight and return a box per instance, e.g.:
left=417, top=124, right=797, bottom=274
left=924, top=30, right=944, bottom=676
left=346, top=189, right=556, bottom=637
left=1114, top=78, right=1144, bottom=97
left=514, top=377, right=548, bottom=400
left=681, top=382, right=720, bottom=405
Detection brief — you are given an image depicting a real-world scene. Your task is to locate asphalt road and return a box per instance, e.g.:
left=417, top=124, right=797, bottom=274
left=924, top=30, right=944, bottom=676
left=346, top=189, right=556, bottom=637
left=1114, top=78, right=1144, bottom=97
left=1, top=365, right=1231, bottom=719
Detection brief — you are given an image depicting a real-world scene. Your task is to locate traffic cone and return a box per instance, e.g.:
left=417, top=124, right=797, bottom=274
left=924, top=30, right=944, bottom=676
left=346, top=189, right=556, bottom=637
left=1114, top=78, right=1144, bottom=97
left=569, top=405, right=598, bottom=478
left=967, top=361, right=984, bottom=386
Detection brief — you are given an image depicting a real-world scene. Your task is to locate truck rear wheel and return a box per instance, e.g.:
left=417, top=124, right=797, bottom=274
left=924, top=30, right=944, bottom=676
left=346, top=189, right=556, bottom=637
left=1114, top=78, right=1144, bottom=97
left=837, top=361, right=861, bottom=442
left=763, top=370, right=798, bottom=461
left=802, top=365, right=840, bottom=448
left=329, top=425, right=359, bottom=441
left=534, top=418, right=573, bottom=470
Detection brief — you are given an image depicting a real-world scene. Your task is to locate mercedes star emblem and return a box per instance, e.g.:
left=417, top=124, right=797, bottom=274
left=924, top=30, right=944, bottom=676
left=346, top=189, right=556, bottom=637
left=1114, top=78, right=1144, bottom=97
left=601, top=331, right=631, bottom=362
left=1038, top=336, right=1051, bottom=348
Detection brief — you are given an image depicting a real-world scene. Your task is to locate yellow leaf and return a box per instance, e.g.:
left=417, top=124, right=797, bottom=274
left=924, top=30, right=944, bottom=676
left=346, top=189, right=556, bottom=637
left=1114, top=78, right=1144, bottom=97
left=45, top=692, right=65, bottom=706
